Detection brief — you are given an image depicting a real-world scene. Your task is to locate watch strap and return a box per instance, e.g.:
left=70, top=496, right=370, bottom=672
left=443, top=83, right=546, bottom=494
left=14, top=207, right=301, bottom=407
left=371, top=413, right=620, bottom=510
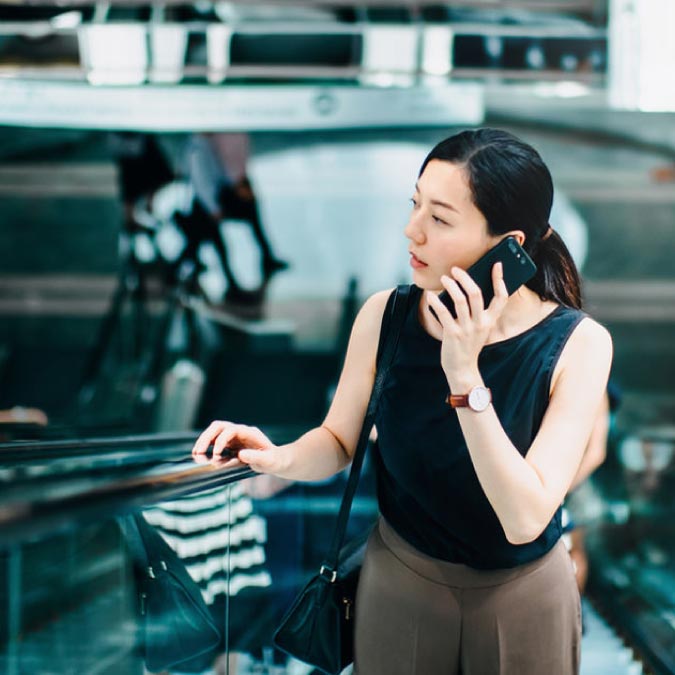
left=446, top=393, right=470, bottom=407
left=446, top=387, right=492, bottom=409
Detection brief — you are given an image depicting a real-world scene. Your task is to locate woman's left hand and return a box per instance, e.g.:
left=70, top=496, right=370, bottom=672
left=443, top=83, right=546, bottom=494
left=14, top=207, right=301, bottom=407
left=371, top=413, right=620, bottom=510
left=426, top=263, right=509, bottom=383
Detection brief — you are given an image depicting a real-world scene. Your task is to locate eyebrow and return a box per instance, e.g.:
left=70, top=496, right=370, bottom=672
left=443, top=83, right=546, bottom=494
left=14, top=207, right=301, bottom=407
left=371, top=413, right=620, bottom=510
left=414, top=183, right=460, bottom=213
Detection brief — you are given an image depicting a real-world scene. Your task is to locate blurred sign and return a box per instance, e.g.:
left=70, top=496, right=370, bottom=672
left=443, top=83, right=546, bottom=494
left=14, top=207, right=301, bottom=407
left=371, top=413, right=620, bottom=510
left=0, top=81, right=483, bottom=131
left=609, top=0, right=675, bottom=111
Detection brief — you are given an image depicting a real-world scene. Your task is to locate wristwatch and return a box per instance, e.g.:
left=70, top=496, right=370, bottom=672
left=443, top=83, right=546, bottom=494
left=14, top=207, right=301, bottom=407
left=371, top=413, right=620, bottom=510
left=446, top=386, right=492, bottom=412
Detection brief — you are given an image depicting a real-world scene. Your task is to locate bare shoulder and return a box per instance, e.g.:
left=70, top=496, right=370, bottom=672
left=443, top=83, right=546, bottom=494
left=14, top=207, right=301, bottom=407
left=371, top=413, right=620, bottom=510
left=322, top=288, right=397, bottom=458
left=551, top=315, right=613, bottom=393
left=354, top=287, right=397, bottom=337
left=568, top=316, right=613, bottom=356
left=343, top=288, right=397, bottom=373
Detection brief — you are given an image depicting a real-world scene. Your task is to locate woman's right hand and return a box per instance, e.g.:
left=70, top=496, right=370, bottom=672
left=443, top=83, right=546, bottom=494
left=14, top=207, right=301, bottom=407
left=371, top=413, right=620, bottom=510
left=192, top=421, right=288, bottom=475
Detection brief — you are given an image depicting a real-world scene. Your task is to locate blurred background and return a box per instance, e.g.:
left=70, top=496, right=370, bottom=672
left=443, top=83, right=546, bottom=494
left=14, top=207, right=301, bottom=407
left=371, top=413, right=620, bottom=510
left=0, top=1, right=674, bottom=674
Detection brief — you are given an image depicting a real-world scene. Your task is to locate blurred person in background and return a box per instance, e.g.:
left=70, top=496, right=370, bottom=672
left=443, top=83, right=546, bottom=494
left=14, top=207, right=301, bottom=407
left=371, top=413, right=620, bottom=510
left=184, top=133, right=289, bottom=304
left=110, top=132, right=175, bottom=230
left=563, top=391, right=610, bottom=595
left=564, top=382, right=622, bottom=593
left=550, top=189, right=622, bottom=601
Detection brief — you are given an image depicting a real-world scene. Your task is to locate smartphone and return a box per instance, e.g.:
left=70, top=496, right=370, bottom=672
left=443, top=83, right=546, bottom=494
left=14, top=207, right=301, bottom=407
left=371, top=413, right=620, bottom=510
left=430, top=236, right=537, bottom=321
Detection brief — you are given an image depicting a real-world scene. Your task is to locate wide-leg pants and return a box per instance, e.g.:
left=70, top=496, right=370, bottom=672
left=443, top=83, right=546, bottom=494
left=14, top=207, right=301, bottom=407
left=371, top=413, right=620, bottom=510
left=354, top=518, right=581, bottom=674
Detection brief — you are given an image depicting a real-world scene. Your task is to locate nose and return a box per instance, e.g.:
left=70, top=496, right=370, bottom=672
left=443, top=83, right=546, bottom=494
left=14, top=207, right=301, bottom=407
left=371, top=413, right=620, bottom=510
left=404, top=211, right=426, bottom=244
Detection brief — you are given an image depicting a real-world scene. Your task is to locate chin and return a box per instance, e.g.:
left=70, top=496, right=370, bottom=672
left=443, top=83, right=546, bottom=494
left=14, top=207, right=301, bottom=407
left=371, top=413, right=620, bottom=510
left=412, top=275, right=443, bottom=292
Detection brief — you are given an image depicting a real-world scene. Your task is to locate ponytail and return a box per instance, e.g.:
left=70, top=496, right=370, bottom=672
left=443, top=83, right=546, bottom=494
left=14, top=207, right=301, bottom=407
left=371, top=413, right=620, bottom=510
left=525, top=227, right=583, bottom=310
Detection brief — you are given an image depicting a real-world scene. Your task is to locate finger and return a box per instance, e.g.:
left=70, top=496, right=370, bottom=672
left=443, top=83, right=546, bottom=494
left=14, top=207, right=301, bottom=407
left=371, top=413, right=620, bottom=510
left=486, top=262, right=508, bottom=318
left=238, top=448, right=275, bottom=473
left=192, top=420, right=230, bottom=454
left=212, top=424, right=272, bottom=457
left=192, top=420, right=230, bottom=455
left=212, top=425, right=244, bottom=456
left=427, top=289, right=458, bottom=333
left=441, top=273, right=471, bottom=324
left=238, top=424, right=274, bottom=449
left=209, top=455, right=242, bottom=470
left=451, top=267, right=484, bottom=318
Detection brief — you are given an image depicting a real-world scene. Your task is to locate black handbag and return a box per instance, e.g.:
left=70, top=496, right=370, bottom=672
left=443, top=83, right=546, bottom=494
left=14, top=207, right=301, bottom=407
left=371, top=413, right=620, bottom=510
left=273, top=285, right=411, bottom=675
left=118, top=513, right=222, bottom=673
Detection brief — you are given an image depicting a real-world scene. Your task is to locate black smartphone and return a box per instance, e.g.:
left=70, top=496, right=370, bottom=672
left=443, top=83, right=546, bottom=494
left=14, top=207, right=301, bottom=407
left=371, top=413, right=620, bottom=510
left=430, top=236, right=537, bottom=321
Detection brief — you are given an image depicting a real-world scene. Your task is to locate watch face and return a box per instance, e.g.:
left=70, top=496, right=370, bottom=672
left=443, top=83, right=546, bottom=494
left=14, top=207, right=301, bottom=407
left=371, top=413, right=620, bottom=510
left=468, top=386, right=491, bottom=412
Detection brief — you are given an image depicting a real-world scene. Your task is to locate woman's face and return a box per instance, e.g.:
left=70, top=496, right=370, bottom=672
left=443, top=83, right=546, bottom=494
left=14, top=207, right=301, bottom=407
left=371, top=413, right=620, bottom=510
left=405, top=159, right=499, bottom=291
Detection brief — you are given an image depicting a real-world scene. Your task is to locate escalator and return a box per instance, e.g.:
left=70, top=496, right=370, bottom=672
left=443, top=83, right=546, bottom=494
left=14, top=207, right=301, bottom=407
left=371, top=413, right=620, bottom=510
left=0, top=429, right=668, bottom=674
left=584, top=430, right=675, bottom=675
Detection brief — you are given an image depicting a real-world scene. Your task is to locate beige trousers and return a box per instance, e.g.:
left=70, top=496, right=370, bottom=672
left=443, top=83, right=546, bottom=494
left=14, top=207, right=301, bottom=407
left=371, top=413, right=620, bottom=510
left=354, top=518, right=581, bottom=675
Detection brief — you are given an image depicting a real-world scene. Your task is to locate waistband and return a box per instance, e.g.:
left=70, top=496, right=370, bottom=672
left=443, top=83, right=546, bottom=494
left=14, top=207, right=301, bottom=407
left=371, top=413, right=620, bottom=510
left=377, top=516, right=565, bottom=589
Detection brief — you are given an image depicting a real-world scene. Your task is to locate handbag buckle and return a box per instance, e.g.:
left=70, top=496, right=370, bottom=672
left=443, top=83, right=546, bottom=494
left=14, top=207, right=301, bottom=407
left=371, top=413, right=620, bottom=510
left=319, top=565, right=337, bottom=583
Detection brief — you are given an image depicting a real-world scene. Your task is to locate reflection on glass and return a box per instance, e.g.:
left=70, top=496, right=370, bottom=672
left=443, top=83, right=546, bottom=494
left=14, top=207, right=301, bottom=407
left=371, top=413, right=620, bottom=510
left=0, top=521, right=140, bottom=673
left=141, top=484, right=272, bottom=672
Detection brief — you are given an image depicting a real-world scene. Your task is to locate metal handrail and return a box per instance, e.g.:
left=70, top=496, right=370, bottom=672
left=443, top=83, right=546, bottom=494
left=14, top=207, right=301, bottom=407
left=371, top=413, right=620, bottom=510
left=0, top=430, right=198, bottom=454
left=0, top=10, right=607, bottom=90
left=0, top=433, right=261, bottom=546
left=0, top=0, right=603, bottom=9
left=0, top=21, right=607, bottom=38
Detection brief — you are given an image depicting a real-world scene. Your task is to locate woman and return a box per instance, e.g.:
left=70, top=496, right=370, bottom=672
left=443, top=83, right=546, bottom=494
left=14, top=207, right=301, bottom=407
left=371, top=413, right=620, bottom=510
left=193, top=128, right=613, bottom=674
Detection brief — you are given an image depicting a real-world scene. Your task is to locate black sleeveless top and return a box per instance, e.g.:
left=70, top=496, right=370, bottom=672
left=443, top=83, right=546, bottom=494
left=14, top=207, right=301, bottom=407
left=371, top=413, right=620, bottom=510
left=373, top=284, right=586, bottom=570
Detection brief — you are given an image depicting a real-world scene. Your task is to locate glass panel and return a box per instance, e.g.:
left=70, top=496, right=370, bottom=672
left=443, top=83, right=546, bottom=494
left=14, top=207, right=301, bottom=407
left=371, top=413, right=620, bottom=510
left=0, top=518, right=142, bottom=673
left=0, top=475, right=255, bottom=674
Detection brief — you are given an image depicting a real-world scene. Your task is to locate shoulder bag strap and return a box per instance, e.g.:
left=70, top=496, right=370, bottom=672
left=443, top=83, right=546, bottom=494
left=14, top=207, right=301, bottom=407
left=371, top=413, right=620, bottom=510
left=118, top=513, right=151, bottom=570
left=323, top=284, right=411, bottom=572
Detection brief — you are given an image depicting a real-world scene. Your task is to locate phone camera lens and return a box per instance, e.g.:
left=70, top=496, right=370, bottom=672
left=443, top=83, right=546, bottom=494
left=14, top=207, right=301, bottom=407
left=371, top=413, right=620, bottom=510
left=520, top=258, right=526, bottom=265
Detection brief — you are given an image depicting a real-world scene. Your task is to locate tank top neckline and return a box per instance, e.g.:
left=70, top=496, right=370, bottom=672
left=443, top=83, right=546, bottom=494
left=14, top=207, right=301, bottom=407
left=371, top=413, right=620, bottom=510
left=411, top=285, right=567, bottom=351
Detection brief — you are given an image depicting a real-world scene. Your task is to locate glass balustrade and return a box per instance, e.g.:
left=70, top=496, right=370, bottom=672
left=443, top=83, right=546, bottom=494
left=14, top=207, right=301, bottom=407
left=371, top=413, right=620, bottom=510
left=0, top=433, right=381, bottom=674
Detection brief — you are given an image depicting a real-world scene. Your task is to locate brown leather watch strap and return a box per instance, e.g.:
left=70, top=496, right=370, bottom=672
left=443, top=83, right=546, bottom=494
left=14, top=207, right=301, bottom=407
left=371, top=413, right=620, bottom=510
left=446, top=394, right=469, bottom=408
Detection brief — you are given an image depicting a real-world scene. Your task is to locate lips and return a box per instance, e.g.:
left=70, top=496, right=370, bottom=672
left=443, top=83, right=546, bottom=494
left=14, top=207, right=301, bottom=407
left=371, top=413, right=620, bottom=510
left=409, top=251, right=428, bottom=268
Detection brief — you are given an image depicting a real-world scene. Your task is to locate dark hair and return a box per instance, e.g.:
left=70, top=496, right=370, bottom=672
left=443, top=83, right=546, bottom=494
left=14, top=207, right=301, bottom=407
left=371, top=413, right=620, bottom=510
left=419, top=128, right=582, bottom=309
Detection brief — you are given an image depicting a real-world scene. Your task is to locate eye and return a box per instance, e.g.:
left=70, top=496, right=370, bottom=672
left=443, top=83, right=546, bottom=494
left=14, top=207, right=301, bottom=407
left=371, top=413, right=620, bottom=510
left=432, top=215, right=449, bottom=225
left=409, top=197, right=418, bottom=208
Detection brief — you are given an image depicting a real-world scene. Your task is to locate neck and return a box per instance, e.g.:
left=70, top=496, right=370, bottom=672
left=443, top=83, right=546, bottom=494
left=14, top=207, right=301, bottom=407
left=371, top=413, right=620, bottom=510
left=418, top=284, right=556, bottom=343
left=487, top=287, right=553, bottom=343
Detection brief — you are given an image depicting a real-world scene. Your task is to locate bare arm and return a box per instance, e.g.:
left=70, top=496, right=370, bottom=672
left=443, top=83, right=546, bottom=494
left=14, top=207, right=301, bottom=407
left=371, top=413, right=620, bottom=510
left=427, top=264, right=613, bottom=545
left=448, top=319, right=613, bottom=544
left=568, top=392, right=609, bottom=492
left=192, top=289, right=392, bottom=481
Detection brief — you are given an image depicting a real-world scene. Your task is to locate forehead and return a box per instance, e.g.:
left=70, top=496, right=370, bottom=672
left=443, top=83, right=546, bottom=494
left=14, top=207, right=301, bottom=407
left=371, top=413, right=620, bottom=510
left=416, top=160, right=474, bottom=210
left=417, top=159, right=469, bottom=195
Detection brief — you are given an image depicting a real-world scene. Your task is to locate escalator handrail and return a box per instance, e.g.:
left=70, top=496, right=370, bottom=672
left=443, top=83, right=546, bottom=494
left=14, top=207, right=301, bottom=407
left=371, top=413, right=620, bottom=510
left=0, top=430, right=199, bottom=454
left=0, top=435, right=257, bottom=546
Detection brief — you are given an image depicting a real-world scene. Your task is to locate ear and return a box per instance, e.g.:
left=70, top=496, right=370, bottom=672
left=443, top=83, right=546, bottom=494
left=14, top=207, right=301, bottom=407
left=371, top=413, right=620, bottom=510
left=503, top=230, right=526, bottom=247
